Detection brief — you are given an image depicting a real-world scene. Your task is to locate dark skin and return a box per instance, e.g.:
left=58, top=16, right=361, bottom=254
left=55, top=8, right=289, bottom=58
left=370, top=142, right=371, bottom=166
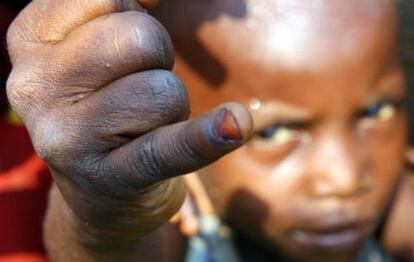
left=155, top=1, right=406, bottom=261
left=4, top=0, right=410, bottom=261
left=7, top=0, right=252, bottom=261
left=382, top=166, right=414, bottom=261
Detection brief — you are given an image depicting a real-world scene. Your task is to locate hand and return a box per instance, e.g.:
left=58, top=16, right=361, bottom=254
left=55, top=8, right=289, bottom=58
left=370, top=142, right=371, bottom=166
left=6, top=0, right=253, bottom=241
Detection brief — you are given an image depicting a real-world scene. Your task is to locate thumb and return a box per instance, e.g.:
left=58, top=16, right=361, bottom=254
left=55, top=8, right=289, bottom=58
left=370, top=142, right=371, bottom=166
left=102, top=103, right=253, bottom=190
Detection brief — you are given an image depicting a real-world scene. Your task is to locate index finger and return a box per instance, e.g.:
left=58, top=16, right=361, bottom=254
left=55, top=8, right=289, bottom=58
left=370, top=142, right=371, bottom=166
left=7, top=0, right=143, bottom=57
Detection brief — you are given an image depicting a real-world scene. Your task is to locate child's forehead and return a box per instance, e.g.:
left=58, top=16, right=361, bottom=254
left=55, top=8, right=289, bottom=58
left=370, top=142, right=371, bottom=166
left=198, top=0, right=397, bottom=71
left=156, top=0, right=400, bottom=114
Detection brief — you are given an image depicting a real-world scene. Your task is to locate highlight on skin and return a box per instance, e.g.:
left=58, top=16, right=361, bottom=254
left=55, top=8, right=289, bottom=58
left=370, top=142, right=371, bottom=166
left=152, top=0, right=407, bottom=260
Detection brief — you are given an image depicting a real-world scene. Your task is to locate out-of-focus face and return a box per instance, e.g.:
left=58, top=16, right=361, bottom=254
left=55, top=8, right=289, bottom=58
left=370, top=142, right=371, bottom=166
left=155, top=0, right=407, bottom=260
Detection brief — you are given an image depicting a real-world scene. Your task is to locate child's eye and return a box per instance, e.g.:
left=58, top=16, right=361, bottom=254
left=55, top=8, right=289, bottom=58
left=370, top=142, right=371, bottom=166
left=257, top=125, right=298, bottom=146
left=361, top=100, right=397, bottom=122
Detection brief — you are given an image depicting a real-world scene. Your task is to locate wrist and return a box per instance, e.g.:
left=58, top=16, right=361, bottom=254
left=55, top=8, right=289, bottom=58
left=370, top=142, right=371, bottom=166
left=45, top=184, right=142, bottom=248
left=49, top=174, right=186, bottom=245
left=44, top=184, right=159, bottom=262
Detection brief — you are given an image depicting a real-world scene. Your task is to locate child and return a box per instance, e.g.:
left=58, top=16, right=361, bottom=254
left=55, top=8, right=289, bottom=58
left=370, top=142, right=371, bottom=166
left=153, top=1, right=407, bottom=261
left=4, top=0, right=410, bottom=261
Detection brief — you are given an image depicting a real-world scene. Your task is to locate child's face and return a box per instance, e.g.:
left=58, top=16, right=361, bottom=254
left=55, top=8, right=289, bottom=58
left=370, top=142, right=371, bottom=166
left=156, top=0, right=406, bottom=260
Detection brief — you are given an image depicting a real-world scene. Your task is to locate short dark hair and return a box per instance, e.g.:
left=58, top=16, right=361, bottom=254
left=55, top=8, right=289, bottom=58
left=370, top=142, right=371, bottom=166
left=397, top=0, right=414, bottom=144
left=398, top=0, right=414, bottom=65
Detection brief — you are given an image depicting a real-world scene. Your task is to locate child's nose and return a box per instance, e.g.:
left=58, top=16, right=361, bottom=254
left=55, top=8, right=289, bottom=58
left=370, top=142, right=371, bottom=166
left=304, top=131, right=372, bottom=199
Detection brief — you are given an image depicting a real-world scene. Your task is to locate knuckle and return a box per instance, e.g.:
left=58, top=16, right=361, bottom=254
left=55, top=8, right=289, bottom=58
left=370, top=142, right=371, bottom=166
left=6, top=73, right=26, bottom=114
left=31, top=113, right=93, bottom=173
left=6, top=68, right=38, bottom=117
left=6, top=22, right=18, bottom=56
left=31, top=115, right=71, bottom=166
left=135, top=134, right=164, bottom=182
left=150, top=71, right=190, bottom=122
left=180, top=129, right=208, bottom=164
left=6, top=63, right=54, bottom=121
left=119, top=11, right=174, bottom=69
left=7, top=3, right=45, bottom=46
left=124, top=71, right=189, bottom=128
left=6, top=12, right=27, bottom=49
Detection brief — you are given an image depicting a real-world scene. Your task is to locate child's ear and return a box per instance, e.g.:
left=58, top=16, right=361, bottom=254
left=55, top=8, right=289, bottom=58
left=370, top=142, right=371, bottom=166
left=405, top=147, right=414, bottom=173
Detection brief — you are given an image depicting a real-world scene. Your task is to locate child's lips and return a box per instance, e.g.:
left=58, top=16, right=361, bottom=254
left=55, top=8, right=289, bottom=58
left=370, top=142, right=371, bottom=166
left=289, top=220, right=374, bottom=252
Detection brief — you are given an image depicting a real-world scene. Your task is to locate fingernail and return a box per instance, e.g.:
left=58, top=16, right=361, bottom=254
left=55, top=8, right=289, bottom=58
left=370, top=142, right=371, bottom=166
left=211, top=109, right=242, bottom=144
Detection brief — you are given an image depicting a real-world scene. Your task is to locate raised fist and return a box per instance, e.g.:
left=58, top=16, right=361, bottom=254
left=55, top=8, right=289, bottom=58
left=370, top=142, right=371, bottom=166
left=6, top=0, right=252, bottom=242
